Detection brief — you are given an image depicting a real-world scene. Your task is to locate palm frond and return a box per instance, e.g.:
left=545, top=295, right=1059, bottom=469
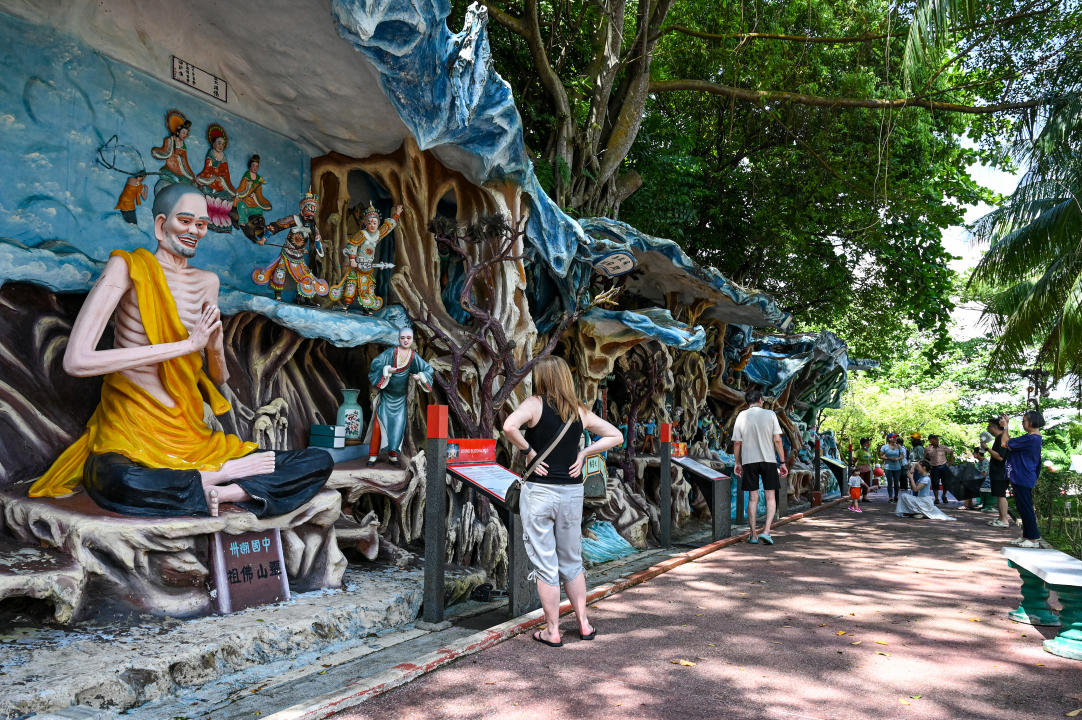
left=902, top=0, right=979, bottom=90
left=973, top=195, right=1082, bottom=287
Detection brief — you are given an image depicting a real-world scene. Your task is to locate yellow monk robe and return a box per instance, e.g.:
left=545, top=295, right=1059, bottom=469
left=29, top=248, right=257, bottom=497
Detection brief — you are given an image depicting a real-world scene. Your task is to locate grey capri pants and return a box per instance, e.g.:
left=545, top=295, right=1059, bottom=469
left=520, top=481, right=585, bottom=586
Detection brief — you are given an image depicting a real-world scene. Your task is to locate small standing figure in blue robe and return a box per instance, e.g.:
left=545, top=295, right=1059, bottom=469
left=365, top=327, right=433, bottom=467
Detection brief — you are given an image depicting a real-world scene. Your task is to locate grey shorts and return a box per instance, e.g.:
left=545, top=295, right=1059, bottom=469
left=521, top=481, right=585, bottom=586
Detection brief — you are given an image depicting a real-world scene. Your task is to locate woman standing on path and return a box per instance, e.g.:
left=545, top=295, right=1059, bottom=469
left=1002, top=410, right=1044, bottom=548
left=502, top=356, right=623, bottom=647
left=880, top=434, right=905, bottom=502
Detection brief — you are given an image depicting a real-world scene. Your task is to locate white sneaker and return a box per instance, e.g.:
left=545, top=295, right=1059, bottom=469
left=1015, top=539, right=1041, bottom=548
left=988, top=520, right=1009, bottom=528
left=1009, top=536, right=1029, bottom=546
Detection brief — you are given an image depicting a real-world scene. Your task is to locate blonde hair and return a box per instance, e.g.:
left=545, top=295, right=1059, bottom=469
left=532, top=356, right=583, bottom=423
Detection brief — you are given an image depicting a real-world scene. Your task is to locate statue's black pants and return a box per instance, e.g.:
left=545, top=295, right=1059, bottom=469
left=83, top=449, right=333, bottom=518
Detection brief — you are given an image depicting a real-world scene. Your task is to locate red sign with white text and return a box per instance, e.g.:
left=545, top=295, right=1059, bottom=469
left=447, top=438, right=497, bottom=464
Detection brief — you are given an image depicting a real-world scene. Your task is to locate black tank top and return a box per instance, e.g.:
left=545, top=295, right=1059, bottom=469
left=523, top=400, right=584, bottom=484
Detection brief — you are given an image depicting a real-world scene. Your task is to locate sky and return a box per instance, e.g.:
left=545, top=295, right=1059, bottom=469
left=943, top=158, right=1026, bottom=341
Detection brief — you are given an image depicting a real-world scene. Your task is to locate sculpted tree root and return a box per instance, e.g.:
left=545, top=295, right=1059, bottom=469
left=325, top=451, right=508, bottom=586
left=326, top=460, right=423, bottom=549
left=0, top=284, right=106, bottom=486
left=0, top=487, right=345, bottom=622
left=589, top=467, right=653, bottom=549
left=220, top=312, right=345, bottom=449
left=439, top=451, right=509, bottom=588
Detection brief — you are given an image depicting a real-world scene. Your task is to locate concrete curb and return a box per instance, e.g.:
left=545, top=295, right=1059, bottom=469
left=264, top=497, right=845, bottom=720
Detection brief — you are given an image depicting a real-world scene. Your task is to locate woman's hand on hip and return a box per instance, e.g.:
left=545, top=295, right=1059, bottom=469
left=569, top=451, right=586, bottom=478
left=526, top=449, right=549, bottom=476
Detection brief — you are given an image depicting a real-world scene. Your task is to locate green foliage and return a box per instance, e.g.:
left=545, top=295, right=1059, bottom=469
left=820, top=373, right=979, bottom=454
left=1034, top=465, right=1082, bottom=559
left=970, top=86, right=1082, bottom=377
left=475, top=0, right=1080, bottom=360
left=619, top=0, right=1007, bottom=363
left=820, top=331, right=1030, bottom=451
left=962, top=2, right=1082, bottom=379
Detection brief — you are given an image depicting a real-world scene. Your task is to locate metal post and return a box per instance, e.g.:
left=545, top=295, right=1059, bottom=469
left=734, top=476, right=744, bottom=525
left=422, top=405, right=448, bottom=624
left=777, top=469, right=789, bottom=518
left=507, top=512, right=539, bottom=617
left=660, top=423, right=672, bottom=548
left=813, top=436, right=822, bottom=492
left=714, top=477, right=731, bottom=541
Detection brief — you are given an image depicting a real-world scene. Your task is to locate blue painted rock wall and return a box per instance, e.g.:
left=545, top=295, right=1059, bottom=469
left=0, top=11, right=309, bottom=297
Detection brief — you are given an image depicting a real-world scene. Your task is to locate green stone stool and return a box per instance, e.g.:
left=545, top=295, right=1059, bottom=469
left=1044, top=584, right=1082, bottom=660
left=1007, top=561, right=1061, bottom=627
left=980, top=490, right=997, bottom=511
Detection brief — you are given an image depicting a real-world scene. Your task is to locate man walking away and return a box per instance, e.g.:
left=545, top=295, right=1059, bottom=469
left=925, top=435, right=953, bottom=504
left=733, top=387, right=789, bottom=545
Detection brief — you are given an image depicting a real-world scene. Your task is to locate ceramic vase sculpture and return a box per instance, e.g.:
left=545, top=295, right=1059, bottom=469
left=337, top=389, right=364, bottom=445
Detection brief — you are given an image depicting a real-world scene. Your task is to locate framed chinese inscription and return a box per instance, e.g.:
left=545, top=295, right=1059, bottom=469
left=209, top=528, right=290, bottom=613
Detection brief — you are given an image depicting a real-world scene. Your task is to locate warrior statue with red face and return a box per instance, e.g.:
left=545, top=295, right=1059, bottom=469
left=251, top=191, right=329, bottom=303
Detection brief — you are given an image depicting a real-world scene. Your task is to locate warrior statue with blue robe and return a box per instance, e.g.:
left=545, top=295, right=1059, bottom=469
left=365, top=327, right=433, bottom=467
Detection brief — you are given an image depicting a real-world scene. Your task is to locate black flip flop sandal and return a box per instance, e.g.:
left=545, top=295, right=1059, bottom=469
left=532, top=630, right=562, bottom=647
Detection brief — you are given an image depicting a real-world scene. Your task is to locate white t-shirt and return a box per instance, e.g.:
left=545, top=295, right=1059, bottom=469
left=848, top=474, right=863, bottom=488
left=732, top=405, right=783, bottom=465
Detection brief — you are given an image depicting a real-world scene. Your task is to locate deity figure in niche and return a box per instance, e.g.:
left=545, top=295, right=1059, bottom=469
left=821, top=429, right=839, bottom=460
left=28, top=185, right=332, bottom=517
left=195, top=124, right=237, bottom=232
left=114, top=171, right=148, bottom=225
left=365, top=326, right=433, bottom=467
left=233, top=154, right=272, bottom=227
left=641, top=418, right=657, bottom=454
left=150, top=109, right=198, bottom=194
left=251, top=191, right=329, bottom=303
left=329, top=203, right=402, bottom=312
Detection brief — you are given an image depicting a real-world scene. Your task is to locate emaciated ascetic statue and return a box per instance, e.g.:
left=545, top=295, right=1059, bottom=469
left=29, top=185, right=333, bottom=518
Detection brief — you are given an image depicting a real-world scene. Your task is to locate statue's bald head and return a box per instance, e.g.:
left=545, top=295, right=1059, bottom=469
left=153, top=183, right=205, bottom=220
left=153, top=184, right=209, bottom=260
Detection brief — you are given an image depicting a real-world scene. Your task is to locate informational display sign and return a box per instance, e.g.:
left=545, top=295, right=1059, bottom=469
left=448, top=462, right=521, bottom=502
left=821, top=455, right=846, bottom=470
left=447, top=438, right=497, bottom=464
left=673, top=455, right=730, bottom=481
left=172, top=56, right=228, bottom=103
left=210, top=528, right=289, bottom=614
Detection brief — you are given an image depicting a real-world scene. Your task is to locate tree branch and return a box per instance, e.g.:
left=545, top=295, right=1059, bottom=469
left=649, top=79, right=1046, bottom=114
left=651, top=5, right=1056, bottom=46
left=477, top=0, right=525, bottom=35
left=658, top=25, right=892, bottom=44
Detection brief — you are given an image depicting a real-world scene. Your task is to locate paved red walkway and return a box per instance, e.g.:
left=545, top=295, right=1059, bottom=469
left=333, top=493, right=1081, bottom=720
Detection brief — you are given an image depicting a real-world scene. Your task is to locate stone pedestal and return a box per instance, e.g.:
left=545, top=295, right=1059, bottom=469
left=0, top=486, right=346, bottom=622
left=1006, top=561, right=1061, bottom=627
left=1043, top=584, right=1082, bottom=660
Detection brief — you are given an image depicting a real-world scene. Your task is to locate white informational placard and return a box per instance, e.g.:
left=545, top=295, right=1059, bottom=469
left=172, top=56, right=228, bottom=102
left=448, top=462, right=521, bottom=502
left=673, top=456, right=729, bottom=481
